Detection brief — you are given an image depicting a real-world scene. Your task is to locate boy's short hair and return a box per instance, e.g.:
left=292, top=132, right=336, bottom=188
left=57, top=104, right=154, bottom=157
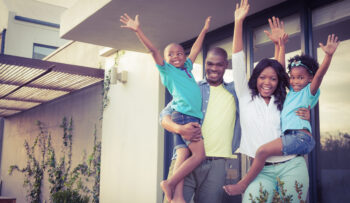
left=164, top=43, right=185, bottom=55
left=287, top=54, right=319, bottom=76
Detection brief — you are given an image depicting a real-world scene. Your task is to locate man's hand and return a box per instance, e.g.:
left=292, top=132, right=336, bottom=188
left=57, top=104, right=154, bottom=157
left=177, top=122, right=202, bottom=142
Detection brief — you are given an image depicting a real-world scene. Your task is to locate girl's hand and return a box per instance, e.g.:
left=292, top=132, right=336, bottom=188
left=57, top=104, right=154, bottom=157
left=296, top=106, right=311, bottom=121
left=120, top=13, right=140, bottom=32
left=264, top=16, right=286, bottom=44
left=203, top=16, right=212, bottom=32
left=319, top=34, right=340, bottom=56
left=235, top=0, right=250, bottom=22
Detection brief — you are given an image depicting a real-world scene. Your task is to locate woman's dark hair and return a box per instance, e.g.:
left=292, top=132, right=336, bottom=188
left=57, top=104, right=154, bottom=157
left=248, top=58, right=289, bottom=111
left=287, top=54, right=319, bottom=76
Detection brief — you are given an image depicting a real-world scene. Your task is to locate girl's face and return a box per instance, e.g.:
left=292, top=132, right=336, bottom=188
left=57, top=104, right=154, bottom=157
left=257, top=66, right=278, bottom=100
left=289, top=67, right=312, bottom=92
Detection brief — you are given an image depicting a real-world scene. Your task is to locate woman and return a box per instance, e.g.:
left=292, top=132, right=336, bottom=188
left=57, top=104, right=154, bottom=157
left=224, top=0, right=310, bottom=202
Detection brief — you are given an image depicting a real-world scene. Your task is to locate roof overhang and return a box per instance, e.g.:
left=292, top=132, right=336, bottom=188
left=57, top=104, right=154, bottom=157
left=0, top=54, right=104, bottom=117
left=60, top=0, right=286, bottom=52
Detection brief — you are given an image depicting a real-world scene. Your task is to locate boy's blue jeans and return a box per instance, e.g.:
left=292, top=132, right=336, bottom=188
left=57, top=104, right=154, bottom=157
left=281, top=129, right=315, bottom=155
left=171, top=111, right=201, bottom=150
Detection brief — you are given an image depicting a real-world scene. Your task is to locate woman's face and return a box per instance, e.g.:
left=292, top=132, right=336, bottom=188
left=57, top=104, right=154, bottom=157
left=257, top=66, right=278, bottom=99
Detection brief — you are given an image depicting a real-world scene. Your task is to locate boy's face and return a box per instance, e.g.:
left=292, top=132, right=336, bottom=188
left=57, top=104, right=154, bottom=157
left=289, top=67, right=313, bottom=92
left=164, top=44, right=186, bottom=68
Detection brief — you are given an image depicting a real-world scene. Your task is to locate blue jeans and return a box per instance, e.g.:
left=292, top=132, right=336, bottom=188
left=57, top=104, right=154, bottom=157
left=281, top=130, right=315, bottom=155
left=171, top=111, right=200, bottom=150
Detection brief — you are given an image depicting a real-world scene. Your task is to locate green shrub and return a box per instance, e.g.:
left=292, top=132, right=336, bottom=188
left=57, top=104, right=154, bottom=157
left=51, top=190, right=89, bottom=203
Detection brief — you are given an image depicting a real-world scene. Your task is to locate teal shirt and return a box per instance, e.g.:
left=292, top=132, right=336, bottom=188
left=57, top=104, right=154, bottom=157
left=156, top=58, right=203, bottom=119
left=281, top=83, right=320, bottom=133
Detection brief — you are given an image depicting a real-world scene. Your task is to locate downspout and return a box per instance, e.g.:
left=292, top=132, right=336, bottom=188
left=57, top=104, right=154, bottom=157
left=1, top=29, right=6, bottom=54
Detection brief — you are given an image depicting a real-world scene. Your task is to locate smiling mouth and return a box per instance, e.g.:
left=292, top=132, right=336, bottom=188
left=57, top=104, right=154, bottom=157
left=262, top=86, right=272, bottom=90
left=209, top=72, right=219, bottom=77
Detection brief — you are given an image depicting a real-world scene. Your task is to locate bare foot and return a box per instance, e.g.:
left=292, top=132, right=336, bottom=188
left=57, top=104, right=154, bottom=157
left=161, top=180, right=174, bottom=202
left=223, top=182, right=247, bottom=196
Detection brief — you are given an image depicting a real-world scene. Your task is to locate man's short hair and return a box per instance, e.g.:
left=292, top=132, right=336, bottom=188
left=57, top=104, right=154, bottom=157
left=207, top=47, right=228, bottom=61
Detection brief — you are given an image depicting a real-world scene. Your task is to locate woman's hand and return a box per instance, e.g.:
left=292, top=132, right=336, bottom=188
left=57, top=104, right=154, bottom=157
left=296, top=106, right=311, bottom=121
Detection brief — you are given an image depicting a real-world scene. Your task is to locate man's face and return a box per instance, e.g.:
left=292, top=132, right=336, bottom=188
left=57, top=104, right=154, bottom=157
left=205, top=53, right=228, bottom=86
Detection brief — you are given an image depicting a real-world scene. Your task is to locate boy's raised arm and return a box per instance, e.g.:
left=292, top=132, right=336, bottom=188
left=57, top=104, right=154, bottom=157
left=120, top=13, right=164, bottom=66
left=232, top=0, right=249, bottom=54
left=188, top=16, right=211, bottom=63
left=310, top=34, right=339, bottom=95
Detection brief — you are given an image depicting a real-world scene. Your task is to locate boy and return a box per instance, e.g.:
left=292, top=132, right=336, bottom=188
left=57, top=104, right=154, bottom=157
left=120, top=13, right=211, bottom=202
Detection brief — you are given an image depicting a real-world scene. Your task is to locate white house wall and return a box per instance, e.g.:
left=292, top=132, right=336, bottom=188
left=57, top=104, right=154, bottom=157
left=100, top=51, right=165, bottom=203
left=0, top=1, right=9, bottom=30
left=4, top=12, right=68, bottom=58
left=45, top=41, right=103, bottom=68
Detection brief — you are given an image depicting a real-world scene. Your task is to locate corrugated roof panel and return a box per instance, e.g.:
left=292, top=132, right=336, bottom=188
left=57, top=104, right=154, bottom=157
left=0, top=84, right=18, bottom=96
left=32, top=72, right=102, bottom=91
left=0, top=54, right=104, bottom=117
left=0, top=99, right=40, bottom=110
left=0, top=109, right=21, bottom=117
left=0, top=64, right=46, bottom=83
left=9, top=87, right=68, bottom=101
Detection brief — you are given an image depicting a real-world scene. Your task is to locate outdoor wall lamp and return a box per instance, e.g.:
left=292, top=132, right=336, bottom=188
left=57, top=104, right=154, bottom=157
left=111, top=66, right=128, bottom=84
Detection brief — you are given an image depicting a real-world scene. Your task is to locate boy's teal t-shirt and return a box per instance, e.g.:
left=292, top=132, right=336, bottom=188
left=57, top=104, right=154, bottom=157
left=156, top=58, right=203, bottom=119
left=281, top=83, right=320, bottom=133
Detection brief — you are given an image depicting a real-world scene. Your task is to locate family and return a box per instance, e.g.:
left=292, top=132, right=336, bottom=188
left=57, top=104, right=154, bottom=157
left=120, top=0, right=339, bottom=202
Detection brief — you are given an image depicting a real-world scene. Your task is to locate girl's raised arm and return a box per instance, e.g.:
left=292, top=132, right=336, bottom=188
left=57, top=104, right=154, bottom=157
left=310, top=34, right=339, bottom=95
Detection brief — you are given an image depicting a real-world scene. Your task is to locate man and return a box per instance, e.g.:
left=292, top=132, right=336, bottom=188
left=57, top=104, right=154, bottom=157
left=160, top=47, right=241, bottom=203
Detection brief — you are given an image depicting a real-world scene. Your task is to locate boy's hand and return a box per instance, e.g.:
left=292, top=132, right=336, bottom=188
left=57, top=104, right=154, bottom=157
left=264, top=16, right=286, bottom=44
left=120, top=13, right=140, bottom=32
left=319, top=34, right=339, bottom=56
left=203, top=16, right=212, bottom=32
left=234, top=0, right=250, bottom=22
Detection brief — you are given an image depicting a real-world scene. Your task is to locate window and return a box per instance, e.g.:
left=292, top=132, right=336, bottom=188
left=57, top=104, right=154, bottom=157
left=32, top=43, right=58, bottom=59
left=192, top=50, right=204, bottom=82
left=312, top=1, right=350, bottom=202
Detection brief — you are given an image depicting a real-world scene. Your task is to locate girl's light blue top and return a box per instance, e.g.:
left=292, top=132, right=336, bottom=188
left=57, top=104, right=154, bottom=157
left=281, top=83, right=320, bottom=133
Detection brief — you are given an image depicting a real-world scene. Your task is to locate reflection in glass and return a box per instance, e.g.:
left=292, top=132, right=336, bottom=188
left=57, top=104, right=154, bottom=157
left=313, top=1, right=350, bottom=201
left=33, top=43, right=58, bottom=60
